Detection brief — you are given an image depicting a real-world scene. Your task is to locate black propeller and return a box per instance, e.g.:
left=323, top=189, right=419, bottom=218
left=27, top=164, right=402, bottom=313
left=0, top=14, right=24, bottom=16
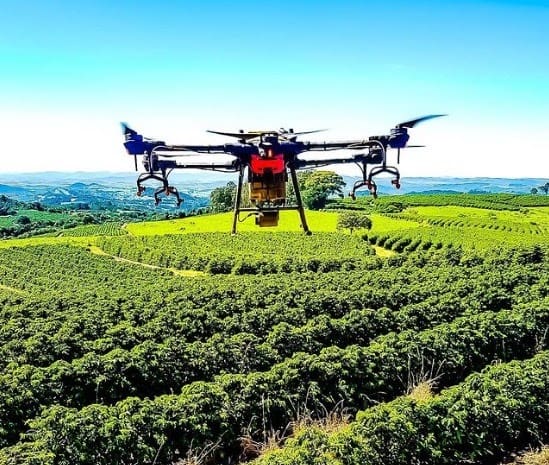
left=120, top=123, right=140, bottom=171
left=120, top=122, right=137, bottom=137
left=396, top=114, right=447, bottom=129
left=395, top=115, right=446, bottom=162
left=207, top=128, right=326, bottom=141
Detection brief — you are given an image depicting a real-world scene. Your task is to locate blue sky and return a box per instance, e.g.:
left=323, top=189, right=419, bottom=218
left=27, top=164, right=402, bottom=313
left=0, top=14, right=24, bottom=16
left=1, top=0, right=548, bottom=177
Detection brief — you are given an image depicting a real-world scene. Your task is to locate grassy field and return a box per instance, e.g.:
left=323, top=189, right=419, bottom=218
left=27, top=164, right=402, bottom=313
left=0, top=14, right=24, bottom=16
left=125, top=210, right=341, bottom=235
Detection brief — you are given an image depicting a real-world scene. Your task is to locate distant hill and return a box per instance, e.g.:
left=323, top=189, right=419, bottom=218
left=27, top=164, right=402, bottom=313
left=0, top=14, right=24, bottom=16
left=0, top=172, right=214, bottom=212
left=0, top=184, right=31, bottom=198
left=0, top=172, right=546, bottom=211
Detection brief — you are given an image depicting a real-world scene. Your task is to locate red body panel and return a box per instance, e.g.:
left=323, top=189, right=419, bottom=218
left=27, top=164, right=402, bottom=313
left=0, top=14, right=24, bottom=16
left=250, top=153, right=285, bottom=175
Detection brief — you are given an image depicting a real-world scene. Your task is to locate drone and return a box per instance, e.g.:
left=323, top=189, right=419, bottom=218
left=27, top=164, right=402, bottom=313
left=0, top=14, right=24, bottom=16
left=122, top=114, right=445, bottom=234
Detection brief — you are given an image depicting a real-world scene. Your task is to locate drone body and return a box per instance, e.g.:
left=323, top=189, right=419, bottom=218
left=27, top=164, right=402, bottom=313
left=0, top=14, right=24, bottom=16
left=122, top=115, right=445, bottom=233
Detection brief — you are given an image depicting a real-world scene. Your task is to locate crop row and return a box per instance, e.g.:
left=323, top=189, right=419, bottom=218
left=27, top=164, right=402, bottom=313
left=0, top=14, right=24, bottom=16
left=1, top=304, right=547, bottom=463
left=330, top=193, right=549, bottom=211
left=2, top=244, right=544, bottom=373
left=366, top=222, right=549, bottom=250
left=59, top=222, right=127, bottom=237
left=97, top=232, right=376, bottom=274
left=419, top=216, right=548, bottom=234
left=375, top=193, right=549, bottom=209
left=0, top=279, right=517, bottom=446
left=253, top=350, right=549, bottom=465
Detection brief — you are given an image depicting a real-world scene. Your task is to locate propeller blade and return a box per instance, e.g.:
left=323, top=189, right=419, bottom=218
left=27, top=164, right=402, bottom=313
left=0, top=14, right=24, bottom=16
left=405, top=145, right=426, bottom=148
left=397, top=148, right=400, bottom=164
left=120, top=122, right=137, bottom=137
left=289, top=129, right=327, bottom=136
left=208, top=128, right=326, bottom=141
left=396, top=114, right=447, bottom=129
left=207, top=129, right=260, bottom=140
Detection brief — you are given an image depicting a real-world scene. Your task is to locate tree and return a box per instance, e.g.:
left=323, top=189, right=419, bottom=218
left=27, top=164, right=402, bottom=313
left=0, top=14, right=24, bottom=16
left=82, top=214, right=96, bottom=225
left=538, top=182, right=549, bottom=195
left=16, top=215, right=31, bottom=225
left=209, top=182, right=236, bottom=212
left=288, top=170, right=345, bottom=210
left=531, top=187, right=538, bottom=195
left=337, top=211, right=372, bottom=234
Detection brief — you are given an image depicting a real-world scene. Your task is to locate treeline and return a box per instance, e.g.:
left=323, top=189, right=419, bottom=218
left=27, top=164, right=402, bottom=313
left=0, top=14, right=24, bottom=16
left=327, top=192, right=549, bottom=212
left=0, top=194, right=173, bottom=239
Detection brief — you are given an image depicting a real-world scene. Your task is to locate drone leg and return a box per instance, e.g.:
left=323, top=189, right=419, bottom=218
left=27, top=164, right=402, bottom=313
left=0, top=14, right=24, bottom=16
left=368, top=180, right=378, bottom=199
left=232, top=166, right=245, bottom=235
left=167, top=186, right=183, bottom=207
left=349, top=161, right=369, bottom=200
left=136, top=173, right=152, bottom=196
left=136, top=183, right=146, bottom=197
left=367, top=165, right=401, bottom=194
left=289, top=165, right=311, bottom=235
left=153, top=186, right=164, bottom=206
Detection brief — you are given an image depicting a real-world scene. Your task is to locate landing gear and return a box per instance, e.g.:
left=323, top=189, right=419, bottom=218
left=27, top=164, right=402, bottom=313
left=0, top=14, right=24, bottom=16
left=350, top=179, right=378, bottom=199
left=348, top=146, right=401, bottom=200
left=153, top=185, right=183, bottom=207
left=136, top=169, right=182, bottom=207
left=367, top=181, right=377, bottom=198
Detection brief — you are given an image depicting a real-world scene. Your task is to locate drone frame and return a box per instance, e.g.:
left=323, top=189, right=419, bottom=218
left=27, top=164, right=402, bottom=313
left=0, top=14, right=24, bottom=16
left=122, top=115, right=445, bottom=234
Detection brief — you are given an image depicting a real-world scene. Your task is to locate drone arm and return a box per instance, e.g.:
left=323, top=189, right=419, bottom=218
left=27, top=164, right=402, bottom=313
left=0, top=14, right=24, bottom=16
left=295, top=154, right=370, bottom=169
left=302, top=140, right=378, bottom=152
left=153, top=158, right=240, bottom=171
left=154, top=144, right=228, bottom=154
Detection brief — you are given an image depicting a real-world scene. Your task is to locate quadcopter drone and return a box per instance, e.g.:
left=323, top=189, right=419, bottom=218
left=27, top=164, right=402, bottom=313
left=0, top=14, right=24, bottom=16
left=122, top=115, right=445, bottom=234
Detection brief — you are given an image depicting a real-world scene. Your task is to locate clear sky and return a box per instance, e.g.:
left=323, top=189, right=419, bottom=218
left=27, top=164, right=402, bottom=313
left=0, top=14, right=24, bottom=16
left=1, top=0, right=548, bottom=177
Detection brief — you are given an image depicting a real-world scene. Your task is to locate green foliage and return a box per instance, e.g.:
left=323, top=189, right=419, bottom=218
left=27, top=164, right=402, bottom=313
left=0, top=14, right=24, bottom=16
left=16, top=215, right=31, bottom=225
left=209, top=181, right=236, bottom=212
left=337, top=211, right=372, bottom=233
left=1, top=198, right=549, bottom=464
left=254, top=351, right=549, bottom=465
left=60, top=223, right=127, bottom=237
left=288, top=170, right=345, bottom=210
left=538, top=182, right=549, bottom=195
left=333, top=193, right=549, bottom=211
left=98, top=232, right=375, bottom=274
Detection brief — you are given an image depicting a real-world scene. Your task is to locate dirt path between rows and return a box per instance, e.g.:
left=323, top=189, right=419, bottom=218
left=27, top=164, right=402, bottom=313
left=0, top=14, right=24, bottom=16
left=88, top=245, right=205, bottom=277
